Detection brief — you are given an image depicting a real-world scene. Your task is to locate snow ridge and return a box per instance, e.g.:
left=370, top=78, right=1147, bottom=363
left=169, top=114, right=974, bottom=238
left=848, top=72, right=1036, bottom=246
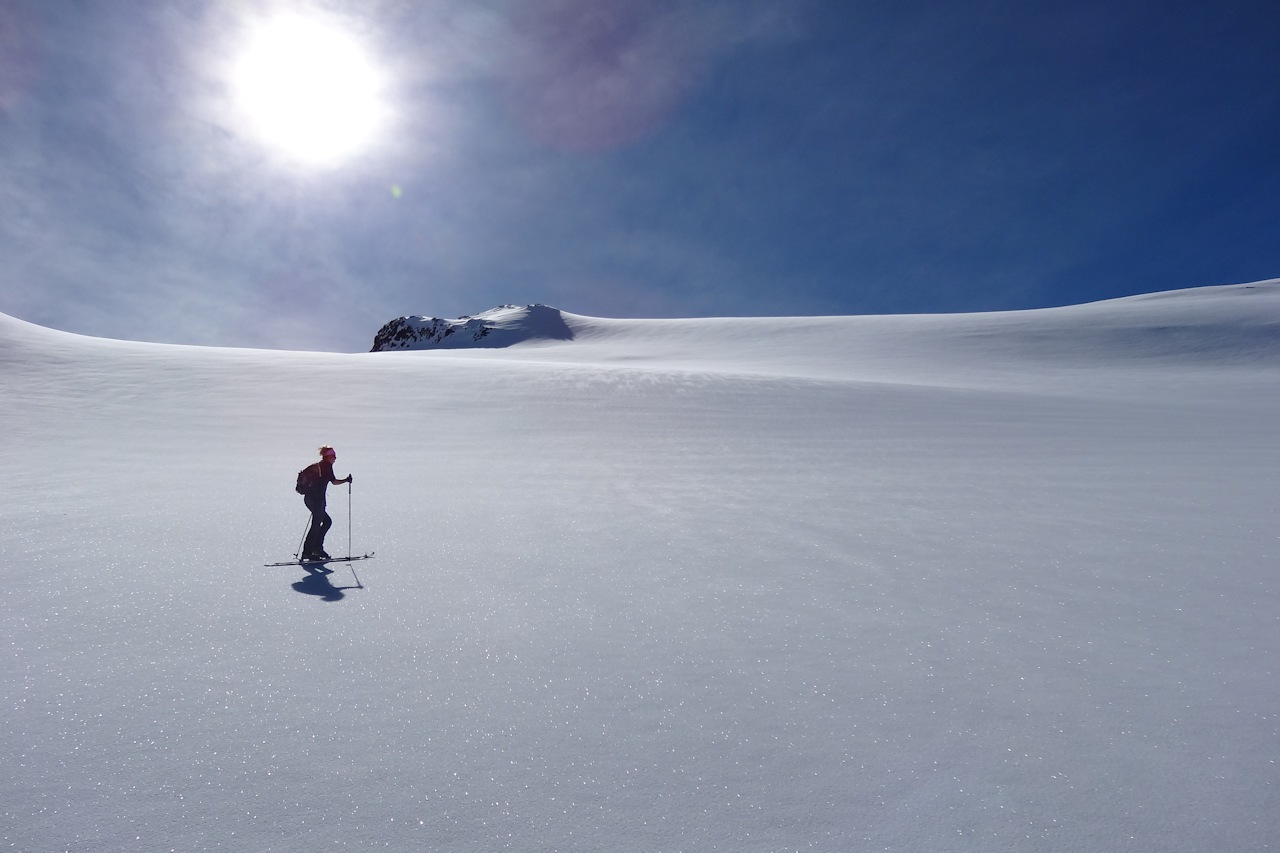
left=370, top=304, right=574, bottom=351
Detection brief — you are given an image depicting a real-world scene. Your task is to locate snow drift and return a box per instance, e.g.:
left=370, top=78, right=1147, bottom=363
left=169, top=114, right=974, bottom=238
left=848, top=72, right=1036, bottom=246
left=4, top=281, right=1280, bottom=853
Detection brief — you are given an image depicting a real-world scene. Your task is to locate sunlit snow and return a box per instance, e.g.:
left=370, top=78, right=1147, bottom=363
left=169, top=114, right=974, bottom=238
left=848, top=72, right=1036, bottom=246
left=3, top=282, right=1279, bottom=851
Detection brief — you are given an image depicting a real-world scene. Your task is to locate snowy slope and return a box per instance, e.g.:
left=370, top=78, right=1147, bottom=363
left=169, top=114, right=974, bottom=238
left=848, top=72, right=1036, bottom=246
left=3, top=282, right=1280, bottom=852
left=375, top=282, right=1280, bottom=387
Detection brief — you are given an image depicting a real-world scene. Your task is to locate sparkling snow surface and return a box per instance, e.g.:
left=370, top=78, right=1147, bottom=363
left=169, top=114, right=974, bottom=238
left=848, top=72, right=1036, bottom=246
left=3, top=283, right=1279, bottom=851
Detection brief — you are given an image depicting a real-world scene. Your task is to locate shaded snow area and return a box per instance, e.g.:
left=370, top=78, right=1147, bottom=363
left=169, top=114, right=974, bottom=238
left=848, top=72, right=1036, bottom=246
left=4, top=281, right=1280, bottom=852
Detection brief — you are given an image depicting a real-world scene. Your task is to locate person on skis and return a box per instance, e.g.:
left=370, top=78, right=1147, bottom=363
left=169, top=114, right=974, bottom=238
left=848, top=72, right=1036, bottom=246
left=300, top=445, right=353, bottom=560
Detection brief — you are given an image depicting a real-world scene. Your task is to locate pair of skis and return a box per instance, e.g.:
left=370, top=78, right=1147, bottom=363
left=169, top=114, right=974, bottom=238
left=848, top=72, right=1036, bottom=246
left=264, top=552, right=375, bottom=568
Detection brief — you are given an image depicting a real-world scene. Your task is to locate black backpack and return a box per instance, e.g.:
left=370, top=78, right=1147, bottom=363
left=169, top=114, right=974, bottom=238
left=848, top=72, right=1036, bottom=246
left=295, top=463, right=321, bottom=495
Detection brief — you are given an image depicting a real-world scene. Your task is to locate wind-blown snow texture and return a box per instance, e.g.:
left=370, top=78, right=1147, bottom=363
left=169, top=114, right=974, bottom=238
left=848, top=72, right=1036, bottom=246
left=4, top=282, right=1279, bottom=852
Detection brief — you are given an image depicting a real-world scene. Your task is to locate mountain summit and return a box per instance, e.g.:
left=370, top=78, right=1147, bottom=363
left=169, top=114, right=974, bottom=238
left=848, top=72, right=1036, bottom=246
left=370, top=304, right=575, bottom=351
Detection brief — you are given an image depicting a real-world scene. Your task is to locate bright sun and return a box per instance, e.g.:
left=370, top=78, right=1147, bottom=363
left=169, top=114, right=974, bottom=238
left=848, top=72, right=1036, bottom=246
left=231, top=13, right=387, bottom=167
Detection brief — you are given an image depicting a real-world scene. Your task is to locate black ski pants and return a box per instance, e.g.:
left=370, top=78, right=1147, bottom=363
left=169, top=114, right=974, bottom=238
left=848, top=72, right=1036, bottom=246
left=303, top=494, right=332, bottom=556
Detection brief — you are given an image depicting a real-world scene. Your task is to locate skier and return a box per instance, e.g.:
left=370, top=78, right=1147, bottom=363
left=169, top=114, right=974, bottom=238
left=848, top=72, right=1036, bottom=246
left=299, top=445, right=353, bottom=560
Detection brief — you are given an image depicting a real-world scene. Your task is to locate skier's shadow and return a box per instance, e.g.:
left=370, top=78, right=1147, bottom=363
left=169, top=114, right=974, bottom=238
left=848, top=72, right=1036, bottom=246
left=291, top=564, right=362, bottom=602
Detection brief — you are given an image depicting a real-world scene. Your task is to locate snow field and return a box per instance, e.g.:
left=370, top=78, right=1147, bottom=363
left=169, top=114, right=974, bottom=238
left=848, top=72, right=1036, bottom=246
left=3, top=284, right=1279, bottom=851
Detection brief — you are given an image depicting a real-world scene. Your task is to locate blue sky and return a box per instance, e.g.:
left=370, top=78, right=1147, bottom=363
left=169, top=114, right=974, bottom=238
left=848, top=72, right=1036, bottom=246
left=1, top=0, right=1277, bottom=351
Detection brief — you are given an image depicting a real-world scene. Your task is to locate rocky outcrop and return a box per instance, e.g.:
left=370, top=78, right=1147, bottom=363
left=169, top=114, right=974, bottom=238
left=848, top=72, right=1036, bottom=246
left=370, top=305, right=575, bottom=351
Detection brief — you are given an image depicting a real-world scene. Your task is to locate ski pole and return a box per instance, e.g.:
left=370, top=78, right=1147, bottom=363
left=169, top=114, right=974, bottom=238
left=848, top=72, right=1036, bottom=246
left=347, top=479, right=353, bottom=559
left=296, top=515, right=311, bottom=559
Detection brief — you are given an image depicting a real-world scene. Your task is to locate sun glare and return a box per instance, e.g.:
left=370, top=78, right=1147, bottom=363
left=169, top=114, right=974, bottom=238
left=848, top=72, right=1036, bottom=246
left=231, top=13, right=387, bottom=167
